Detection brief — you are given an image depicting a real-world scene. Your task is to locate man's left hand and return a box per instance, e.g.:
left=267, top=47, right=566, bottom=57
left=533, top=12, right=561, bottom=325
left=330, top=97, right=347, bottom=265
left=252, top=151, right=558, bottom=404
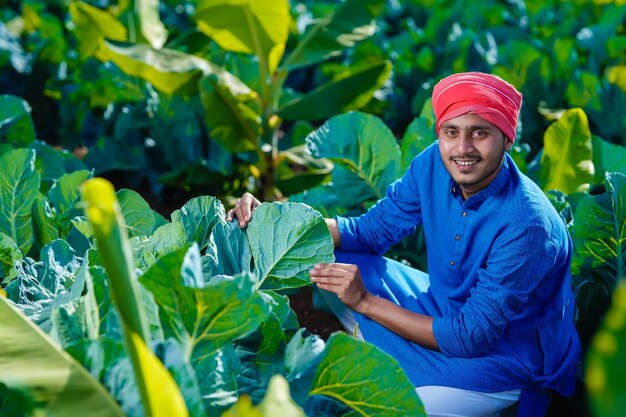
left=309, top=263, right=370, bottom=312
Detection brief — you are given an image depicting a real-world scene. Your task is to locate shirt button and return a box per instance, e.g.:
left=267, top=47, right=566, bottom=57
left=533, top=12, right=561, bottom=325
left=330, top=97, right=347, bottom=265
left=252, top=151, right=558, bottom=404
left=452, top=187, right=457, bottom=194
left=455, top=235, right=460, bottom=240
left=450, top=261, right=455, bottom=266
left=462, top=211, right=468, bottom=217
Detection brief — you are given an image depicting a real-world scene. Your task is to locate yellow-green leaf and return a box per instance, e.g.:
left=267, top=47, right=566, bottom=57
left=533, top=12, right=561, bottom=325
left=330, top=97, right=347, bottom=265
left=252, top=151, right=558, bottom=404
left=128, top=330, right=189, bottom=417
left=539, top=108, right=594, bottom=194
left=608, top=65, right=626, bottom=93
left=0, top=296, right=126, bottom=416
left=132, top=0, right=168, bottom=49
left=69, top=2, right=127, bottom=59
left=194, top=0, right=290, bottom=73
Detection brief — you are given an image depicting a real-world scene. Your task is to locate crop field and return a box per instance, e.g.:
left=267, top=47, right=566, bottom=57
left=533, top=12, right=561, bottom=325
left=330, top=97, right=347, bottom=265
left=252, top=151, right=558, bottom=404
left=0, top=1, right=625, bottom=416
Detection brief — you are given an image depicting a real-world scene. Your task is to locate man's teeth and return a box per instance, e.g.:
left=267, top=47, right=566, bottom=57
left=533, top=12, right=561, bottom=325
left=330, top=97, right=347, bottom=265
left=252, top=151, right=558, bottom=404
left=455, top=160, right=478, bottom=166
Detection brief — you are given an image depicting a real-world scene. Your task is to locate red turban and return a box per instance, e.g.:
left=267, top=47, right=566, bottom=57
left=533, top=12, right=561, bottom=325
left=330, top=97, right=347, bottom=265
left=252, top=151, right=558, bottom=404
left=432, top=72, right=523, bottom=143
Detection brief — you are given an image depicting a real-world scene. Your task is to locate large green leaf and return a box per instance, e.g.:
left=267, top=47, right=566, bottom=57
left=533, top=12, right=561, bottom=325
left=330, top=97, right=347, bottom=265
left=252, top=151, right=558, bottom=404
left=539, top=108, right=594, bottom=194
left=199, top=74, right=261, bottom=153
left=0, top=233, right=22, bottom=283
left=305, top=111, right=401, bottom=205
left=48, top=170, right=92, bottom=235
left=283, top=0, right=385, bottom=70
left=592, top=135, right=626, bottom=183
left=0, top=149, right=40, bottom=254
left=195, top=0, right=290, bottom=73
left=131, top=0, right=168, bottom=49
left=275, top=145, right=333, bottom=197
left=69, top=1, right=127, bottom=59
left=400, top=116, right=436, bottom=172
left=586, top=279, right=626, bottom=417
left=310, top=333, right=425, bottom=417
left=117, top=189, right=155, bottom=237
left=0, top=296, right=126, bottom=417
left=172, top=196, right=225, bottom=251
left=101, top=41, right=251, bottom=96
left=246, top=202, right=334, bottom=290
left=0, top=95, right=36, bottom=147
left=139, top=244, right=271, bottom=362
left=203, top=220, right=252, bottom=278
left=572, top=172, right=626, bottom=288
left=193, top=346, right=240, bottom=415
left=277, top=61, right=392, bottom=121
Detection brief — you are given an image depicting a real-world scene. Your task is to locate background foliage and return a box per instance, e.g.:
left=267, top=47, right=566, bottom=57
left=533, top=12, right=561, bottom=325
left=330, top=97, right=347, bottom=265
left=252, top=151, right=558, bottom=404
left=1, top=0, right=626, bottom=416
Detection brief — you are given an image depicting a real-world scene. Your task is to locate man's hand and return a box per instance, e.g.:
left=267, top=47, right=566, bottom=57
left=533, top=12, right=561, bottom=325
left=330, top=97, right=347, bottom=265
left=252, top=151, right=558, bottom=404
left=309, top=263, right=371, bottom=313
left=226, top=192, right=262, bottom=228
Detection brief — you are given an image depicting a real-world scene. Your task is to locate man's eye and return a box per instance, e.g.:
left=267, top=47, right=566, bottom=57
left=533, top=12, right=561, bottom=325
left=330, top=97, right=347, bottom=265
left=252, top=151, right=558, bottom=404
left=473, top=131, right=487, bottom=137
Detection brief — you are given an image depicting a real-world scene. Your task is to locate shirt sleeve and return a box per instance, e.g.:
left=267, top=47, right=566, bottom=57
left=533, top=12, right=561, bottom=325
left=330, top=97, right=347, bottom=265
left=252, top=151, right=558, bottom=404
left=336, top=154, right=424, bottom=255
left=432, top=225, right=563, bottom=358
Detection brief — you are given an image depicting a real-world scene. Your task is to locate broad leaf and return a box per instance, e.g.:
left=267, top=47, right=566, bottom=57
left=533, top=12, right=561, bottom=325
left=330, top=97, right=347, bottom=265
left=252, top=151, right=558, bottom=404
left=101, top=42, right=251, bottom=96
left=285, top=329, right=325, bottom=405
left=539, top=108, right=594, bottom=194
left=592, top=135, right=626, bottom=183
left=0, top=95, right=36, bottom=147
left=0, top=233, right=22, bottom=283
left=0, top=149, right=40, bottom=254
left=6, top=239, right=84, bottom=332
left=199, top=74, right=261, bottom=153
left=117, top=189, right=155, bottom=237
left=172, top=196, right=225, bottom=251
left=310, top=333, right=426, bottom=417
left=203, top=220, right=252, bottom=278
left=193, top=346, right=240, bottom=415
left=69, top=2, right=127, bottom=59
left=195, top=0, right=290, bottom=73
left=48, top=170, right=92, bottom=233
left=283, top=0, right=385, bottom=70
left=586, top=279, right=626, bottom=417
left=0, top=296, right=126, bottom=417
left=246, top=202, right=334, bottom=290
left=139, top=244, right=270, bottom=362
left=572, top=172, right=626, bottom=289
left=305, top=111, right=401, bottom=204
left=132, top=0, right=168, bottom=49
left=277, top=61, right=392, bottom=121
left=275, top=145, right=333, bottom=197
left=400, top=116, right=436, bottom=172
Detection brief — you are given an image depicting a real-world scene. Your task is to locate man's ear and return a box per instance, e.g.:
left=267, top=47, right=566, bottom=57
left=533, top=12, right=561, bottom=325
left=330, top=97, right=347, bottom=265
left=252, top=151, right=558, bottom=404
left=504, top=139, right=514, bottom=152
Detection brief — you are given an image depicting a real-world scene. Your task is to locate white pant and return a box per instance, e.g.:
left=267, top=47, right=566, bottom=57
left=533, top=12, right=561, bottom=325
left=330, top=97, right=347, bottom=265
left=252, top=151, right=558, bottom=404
left=317, top=288, right=520, bottom=417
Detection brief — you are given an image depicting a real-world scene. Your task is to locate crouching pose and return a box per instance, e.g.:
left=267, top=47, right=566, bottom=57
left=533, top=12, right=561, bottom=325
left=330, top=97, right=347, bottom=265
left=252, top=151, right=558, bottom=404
left=227, top=72, right=580, bottom=417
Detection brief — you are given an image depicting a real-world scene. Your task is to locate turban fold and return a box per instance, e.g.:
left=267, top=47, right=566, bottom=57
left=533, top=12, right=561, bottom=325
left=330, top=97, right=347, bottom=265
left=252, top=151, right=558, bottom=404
left=432, top=72, right=523, bottom=143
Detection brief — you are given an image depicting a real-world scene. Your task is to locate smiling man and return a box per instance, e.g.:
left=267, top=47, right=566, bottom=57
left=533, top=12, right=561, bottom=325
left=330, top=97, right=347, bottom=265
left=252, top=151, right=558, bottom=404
left=227, top=72, right=581, bottom=417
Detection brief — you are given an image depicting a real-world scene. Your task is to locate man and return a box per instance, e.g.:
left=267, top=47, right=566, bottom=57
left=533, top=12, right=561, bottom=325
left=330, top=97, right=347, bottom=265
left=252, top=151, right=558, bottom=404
left=227, top=72, right=580, bottom=417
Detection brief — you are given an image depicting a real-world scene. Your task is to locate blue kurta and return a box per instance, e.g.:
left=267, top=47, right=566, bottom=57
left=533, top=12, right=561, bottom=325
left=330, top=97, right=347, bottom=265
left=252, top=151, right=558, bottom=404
left=336, top=143, right=580, bottom=396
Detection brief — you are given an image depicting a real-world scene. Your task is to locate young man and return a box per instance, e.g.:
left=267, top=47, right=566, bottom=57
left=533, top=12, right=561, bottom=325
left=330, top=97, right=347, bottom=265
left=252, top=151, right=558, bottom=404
left=227, top=72, right=580, bottom=417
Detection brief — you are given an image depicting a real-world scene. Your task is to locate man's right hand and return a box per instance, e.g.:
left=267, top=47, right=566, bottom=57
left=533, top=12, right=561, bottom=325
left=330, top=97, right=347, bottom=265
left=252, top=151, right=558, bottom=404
left=226, top=192, right=262, bottom=228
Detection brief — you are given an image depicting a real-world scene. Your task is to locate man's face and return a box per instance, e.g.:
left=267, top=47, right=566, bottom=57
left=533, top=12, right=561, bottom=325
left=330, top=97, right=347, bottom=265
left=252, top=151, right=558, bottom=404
left=438, top=113, right=512, bottom=199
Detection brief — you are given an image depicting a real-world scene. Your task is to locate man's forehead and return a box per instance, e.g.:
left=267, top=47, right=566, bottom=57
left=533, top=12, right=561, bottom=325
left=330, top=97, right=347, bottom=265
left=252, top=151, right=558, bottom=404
left=439, top=114, right=498, bottom=130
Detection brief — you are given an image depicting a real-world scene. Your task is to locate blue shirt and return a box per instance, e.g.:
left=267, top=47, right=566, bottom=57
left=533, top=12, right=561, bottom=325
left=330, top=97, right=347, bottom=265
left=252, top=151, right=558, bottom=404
left=336, top=143, right=580, bottom=394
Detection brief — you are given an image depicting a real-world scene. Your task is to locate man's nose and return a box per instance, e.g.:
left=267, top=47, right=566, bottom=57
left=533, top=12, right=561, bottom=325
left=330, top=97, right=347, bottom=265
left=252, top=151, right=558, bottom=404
left=457, top=133, right=476, bottom=154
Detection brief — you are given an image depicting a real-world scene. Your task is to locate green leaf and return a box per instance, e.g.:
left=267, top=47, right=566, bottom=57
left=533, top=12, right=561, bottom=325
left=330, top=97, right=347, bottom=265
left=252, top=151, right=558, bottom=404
left=139, top=244, right=271, bottom=362
left=277, top=61, right=392, bottom=121
left=0, top=233, right=22, bottom=284
left=283, top=0, right=385, bottom=70
left=400, top=116, right=436, bottom=172
left=173, top=196, right=225, bottom=251
left=222, top=375, right=305, bottom=417
left=193, top=346, right=240, bottom=415
left=117, top=189, right=155, bottom=237
left=0, top=296, right=127, bottom=416
left=285, top=329, right=325, bottom=405
left=101, top=41, right=249, bottom=96
left=69, top=1, right=127, bottom=59
left=572, top=172, right=626, bottom=289
left=199, top=74, right=261, bottom=153
left=0, top=95, right=36, bottom=147
left=246, top=202, right=334, bottom=290
left=539, top=108, right=594, bottom=194
left=30, top=194, right=60, bottom=257
left=6, top=239, right=83, bottom=332
left=275, top=145, right=333, bottom=197
left=0, top=149, right=40, bottom=254
left=305, top=111, right=401, bottom=205
left=132, top=0, right=168, bottom=49
left=203, top=220, right=252, bottom=278
left=586, top=279, right=626, bottom=417
left=310, top=333, right=426, bottom=417
left=194, top=0, right=290, bottom=73
left=48, top=170, right=92, bottom=228
left=30, top=140, right=87, bottom=193
left=592, top=136, right=626, bottom=184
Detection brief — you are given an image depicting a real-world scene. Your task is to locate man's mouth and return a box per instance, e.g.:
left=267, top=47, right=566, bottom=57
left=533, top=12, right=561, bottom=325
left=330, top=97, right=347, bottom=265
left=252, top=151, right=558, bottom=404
left=453, top=159, right=480, bottom=166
